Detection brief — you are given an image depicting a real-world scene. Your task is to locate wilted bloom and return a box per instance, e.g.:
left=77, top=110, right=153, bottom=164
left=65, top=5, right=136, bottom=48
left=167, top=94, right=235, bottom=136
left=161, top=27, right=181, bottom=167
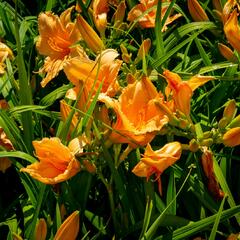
left=20, top=138, right=80, bottom=184
left=127, top=0, right=181, bottom=30
left=54, top=211, right=79, bottom=240
left=163, top=70, right=215, bottom=116
left=187, top=0, right=209, bottom=22
left=0, top=41, right=14, bottom=75
left=223, top=127, right=240, bottom=147
left=99, top=76, right=169, bottom=147
left=0, top=128, right=13, bottom=173
left=64, top=49, right=122, bottom=111
left=76, top=15, right=104, bottom=53
left=132, top=142, right=182, bottom=194
left=93, top=0, right=109, bottom=35
left=224, top=9, right=240, bottom=53
left=0, top=100, right=14, bottom=173
left=35, top=218, right=47, bottom=240
left=36, top=7, right=88, bottom=87
left=163, top=70, right=193, bottom=116
left=218, top=43, right=238, bottom=62
left=201, top=147, right=224, bottom=199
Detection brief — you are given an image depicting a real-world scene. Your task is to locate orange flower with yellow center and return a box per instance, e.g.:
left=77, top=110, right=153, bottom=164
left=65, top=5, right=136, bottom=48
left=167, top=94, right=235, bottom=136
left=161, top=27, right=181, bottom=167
left=36, top=6, right=88, bottom=87
left=99, top=76, right=169, bottom=147
left=132, top=142, right=182, bottom=194
left=20, top=138, right=80, bottom=184
left=127, top=0, right=181, bottom=30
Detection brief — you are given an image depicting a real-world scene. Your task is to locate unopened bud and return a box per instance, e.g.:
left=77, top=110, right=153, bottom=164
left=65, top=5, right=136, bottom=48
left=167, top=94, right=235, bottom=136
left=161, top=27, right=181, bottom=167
left=135, top=38, right=151, bottom=63
left=227, top=114, right=240, bottom=128
left=35, top=218, right=47, bottom=240
left=200, top=138, right=213, bottom=147
left=83, top=159, right=96, bottom=173
left=218, top=117, right=229, bottom=129
left=203, top=131, right=212, bottom=139
left=189, top=139, right=199, bottom=152
left=188, top=0, right=209, bottom=22
left=113, top=1, right=126, bottom=28
left=223, top=127, right=240, bottom=147
left=218, top=43, right=238, bottom=63
left=223, top=99, right=237, bottom=121
left=76, top=15, right=104, bottom=53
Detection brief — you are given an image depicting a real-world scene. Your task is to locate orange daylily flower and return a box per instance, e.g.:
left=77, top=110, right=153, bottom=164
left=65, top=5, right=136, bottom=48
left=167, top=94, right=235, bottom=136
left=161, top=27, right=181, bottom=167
left=132, top=142, right=182, bottom=194
left=36, top=7, right=88, bottom=87
left=93, top=0, right=109, bottom=35
left=64, top=49, right=122, bottom=111
left=163, top=70, right=215, bottom=116
left=224, top=9, right=240, bottom=54
left=20, top=138, right=80, bottom=184
left=0, top=41, right=14, bottom=75
left=127, top=0, right=181, bottom=30
left=54, top=211, right=79, bottom=240
left=99, top=76, right=169, bottom=147
left=223, top=127, right=240, bottom=147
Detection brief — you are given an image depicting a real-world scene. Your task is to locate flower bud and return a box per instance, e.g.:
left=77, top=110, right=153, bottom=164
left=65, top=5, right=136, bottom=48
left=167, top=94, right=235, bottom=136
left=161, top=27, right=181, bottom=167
left=218, top=43, right=238, bottom=62
left=113, top=1, right=126, bottom=28
left=218, top=117, right=229, bottom=129
left=189, top=139, right=199, bottom=152
left=76, top=15, right=104, bottom=53
left=83, top=159, right=96, bottom=173
left=188, top=0, right=209, bottom=22
left=35, top=218, right=47, bottom=240
left=223, top=99, right=237, bottom=121
left=135, top=38, right=151, bottom=63
left=54, top=211, right=79, bottom=240
left=223, top=127, right=240, bottom=147
left=228, top=114, right=240, bottom=128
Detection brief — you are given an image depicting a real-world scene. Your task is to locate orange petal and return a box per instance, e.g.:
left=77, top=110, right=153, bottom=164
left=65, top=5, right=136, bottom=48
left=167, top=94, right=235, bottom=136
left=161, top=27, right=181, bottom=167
left=218, top=43, right=238, bottom=62
left=224, top=9, right=240, bottom=53
left=35, top=218, right=47, bottom=240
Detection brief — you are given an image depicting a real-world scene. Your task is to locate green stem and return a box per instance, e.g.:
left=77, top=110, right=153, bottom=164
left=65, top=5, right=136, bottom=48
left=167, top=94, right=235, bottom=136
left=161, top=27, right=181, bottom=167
left=14, top=0, right=33, bottom=152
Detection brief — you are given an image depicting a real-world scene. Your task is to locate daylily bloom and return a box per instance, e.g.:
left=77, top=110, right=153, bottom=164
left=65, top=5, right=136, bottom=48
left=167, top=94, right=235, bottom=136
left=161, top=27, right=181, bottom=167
left=20, top=138, right=80, bottom=184
left=36, top=7, right=88, bottom=87
left=54, top=211, right=79, bottom=240
left=163, top=70, right=215, bottom=116
left=223, top=9, right=240, bottom=54
left=64, top=49, right=122, bottom=111
left=222, top=127, right=240, bottom=147
left=132, top=142, right=182, bottom=194
left=0, top=41, right=14, bottom=75
left=93, top=0, right=109, bottom=35
left=127, top=0, right=181, bottom=30
left=99, top=76, right=169, bottom=147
